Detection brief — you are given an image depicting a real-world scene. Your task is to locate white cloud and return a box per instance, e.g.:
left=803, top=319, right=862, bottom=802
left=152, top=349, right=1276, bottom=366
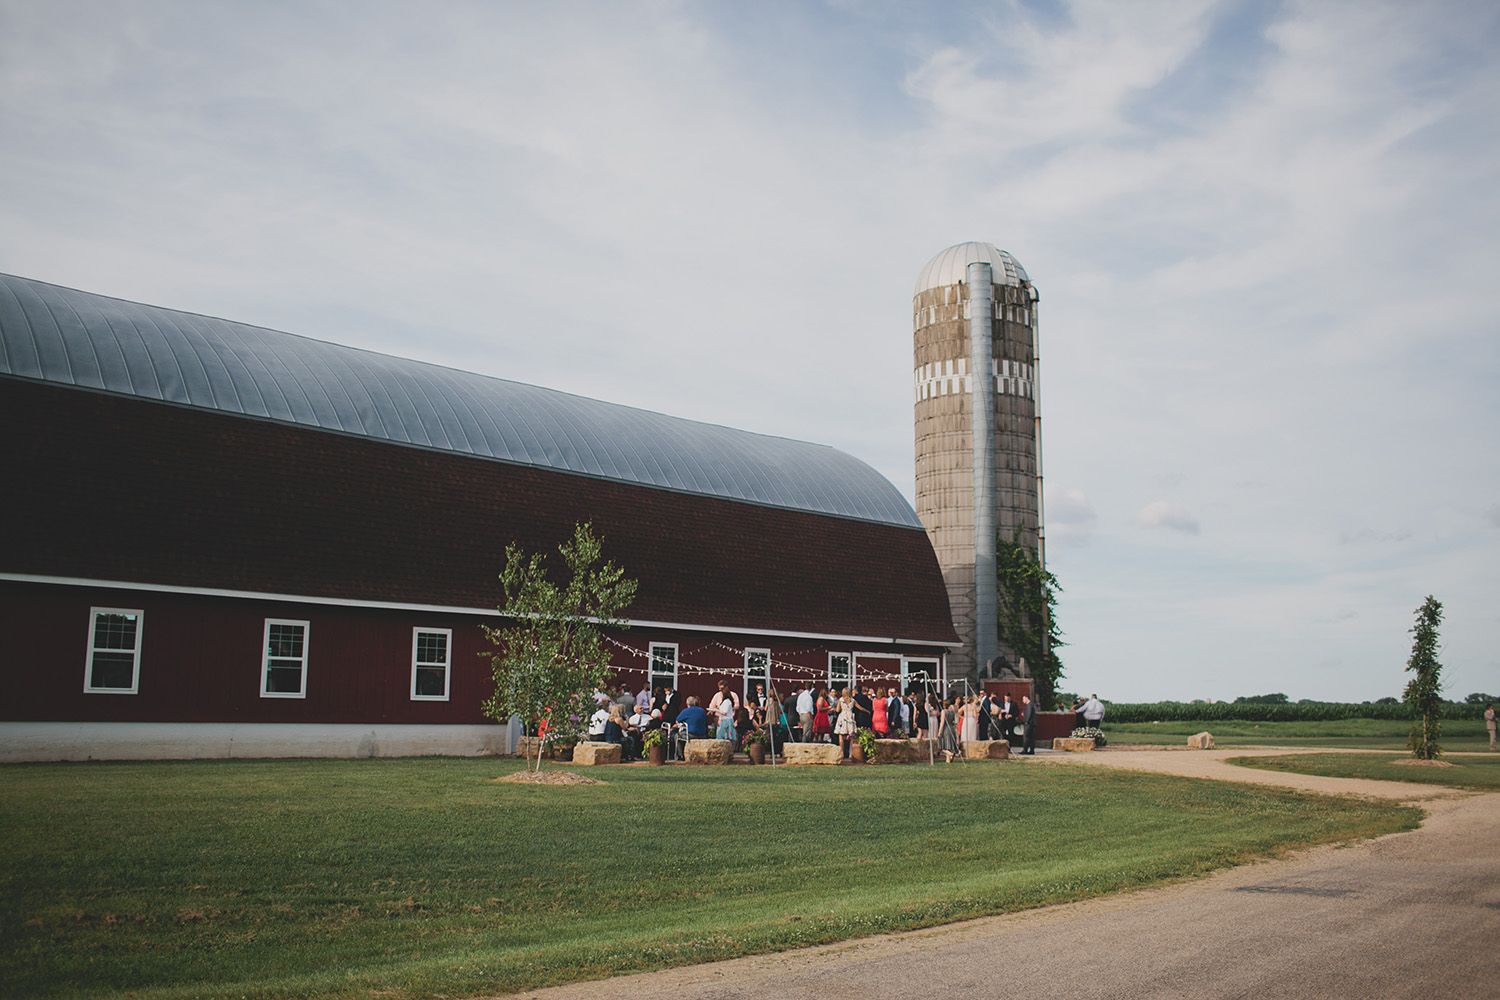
left=1045, top=486, right=1099, bottom=546
left=1135, top=500, right=1201, bottom=535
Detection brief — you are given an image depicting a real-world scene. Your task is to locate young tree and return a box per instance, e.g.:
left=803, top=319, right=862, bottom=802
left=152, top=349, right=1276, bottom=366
left=1403, top=595, right=1445, bottom=760
left=481, top=522, right=637, bottom=771
left=995, top=533, right=1065, bottom=709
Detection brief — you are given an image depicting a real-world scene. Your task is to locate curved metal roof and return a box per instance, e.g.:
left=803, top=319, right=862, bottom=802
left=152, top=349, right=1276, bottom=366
left=915, top=242, right=1030, bottom=295
left=0, top=273, right=922, bottom=528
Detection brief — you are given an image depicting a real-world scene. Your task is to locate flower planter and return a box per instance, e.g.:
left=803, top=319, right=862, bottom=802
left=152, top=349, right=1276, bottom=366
left=747, top=743, right=766, bottom=765
left=647, top=745, right=667, bottom=766
left=850, top=743, right=867, bottom=764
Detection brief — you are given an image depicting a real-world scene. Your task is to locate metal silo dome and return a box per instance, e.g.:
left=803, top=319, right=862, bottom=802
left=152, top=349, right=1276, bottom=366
left=914, top=242, right=1030, bottom=294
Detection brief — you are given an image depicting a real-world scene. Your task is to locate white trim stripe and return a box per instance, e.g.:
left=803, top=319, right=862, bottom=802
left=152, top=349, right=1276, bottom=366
left=3, top=573, right=961, bottom=648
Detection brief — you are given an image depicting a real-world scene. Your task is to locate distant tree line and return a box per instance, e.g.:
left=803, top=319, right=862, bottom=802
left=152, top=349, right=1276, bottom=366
left=1101, top=699, right=1490, bottom=725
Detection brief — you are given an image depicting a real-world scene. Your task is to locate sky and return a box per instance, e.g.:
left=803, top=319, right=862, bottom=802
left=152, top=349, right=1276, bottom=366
left=2, top=0, right=1496, bottom=703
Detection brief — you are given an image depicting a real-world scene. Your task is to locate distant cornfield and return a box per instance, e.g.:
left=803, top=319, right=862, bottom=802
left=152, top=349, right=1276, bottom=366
left=1102, top=701, right=1487, bottom=724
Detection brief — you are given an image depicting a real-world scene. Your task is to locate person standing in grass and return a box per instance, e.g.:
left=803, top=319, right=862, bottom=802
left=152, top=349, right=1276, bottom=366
left=872, top=686, right=889, bottom=737
left=1020, top=694, right=1037, bottom=755
left=938, top=697, right=959, bottom=762
left=893, top=688, right=910, bottom=737
left=717, top=700, right=738, bottom=743
left=1082, top=694, right=1105, bottom=729
left=853, top=686, right=874, bottom=731
left=795, top=684, right=814, bottom=743
left=960, top=694, right=979, bottom=747
left=1487, top=704, right=1496, bottom=751
left=813, top=686, right=833, bottom=742
left=834, top=688, right=857, bottom=757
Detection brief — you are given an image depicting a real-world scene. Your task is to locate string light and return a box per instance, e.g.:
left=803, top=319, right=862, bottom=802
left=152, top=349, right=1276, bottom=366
left=601, top=635, right=914, bottom=683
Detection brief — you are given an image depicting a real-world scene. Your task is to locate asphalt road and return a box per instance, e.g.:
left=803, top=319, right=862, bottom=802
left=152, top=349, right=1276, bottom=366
left=505, top=751, right=1500, bottom=1000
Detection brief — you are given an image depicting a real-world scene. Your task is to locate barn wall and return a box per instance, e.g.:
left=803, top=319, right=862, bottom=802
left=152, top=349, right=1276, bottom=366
left=1, top=377, right=957, bottom=645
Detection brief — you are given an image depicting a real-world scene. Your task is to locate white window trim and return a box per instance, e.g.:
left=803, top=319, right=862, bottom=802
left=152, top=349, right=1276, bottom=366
left=743, top=647, right=771, bottom=700
left=648, top=642, right=679, bottom=690
left=828, top=651, right=853, bottom=691
left=84, top=607, right=143, bottom=695
left=261, top=618, right=310, bottom=699
left=902, top=657, right=941, bottom=694
left=411, top=627, right=453, bottom=701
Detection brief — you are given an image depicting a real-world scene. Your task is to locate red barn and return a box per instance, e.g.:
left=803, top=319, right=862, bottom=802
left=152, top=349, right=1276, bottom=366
left=0, top=273, right=958, bottom=760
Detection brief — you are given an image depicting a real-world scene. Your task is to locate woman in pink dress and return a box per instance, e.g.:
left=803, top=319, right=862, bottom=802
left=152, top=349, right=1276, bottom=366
left=812, top=687, right=832, bottom=742
left=871, top=688, right=889, bottom=736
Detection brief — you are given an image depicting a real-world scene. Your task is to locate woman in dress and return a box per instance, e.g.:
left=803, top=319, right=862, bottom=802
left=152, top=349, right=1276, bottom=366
left=716, top=700, right=738, bottom=743
left=937, top=697, right=959, bottom=762
left=960, top=694, right=979, bottom=747
left=871, top=686, right=889, bottom=737
left=914, top=693, right=930, bottom=740
left=813, top=686, right=833, bottom=743
left=833, top=687, right=857, bottom=758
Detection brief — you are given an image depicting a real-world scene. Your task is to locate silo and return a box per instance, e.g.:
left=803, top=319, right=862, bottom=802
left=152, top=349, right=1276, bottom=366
left=913, top=242, right=1042, bottom=682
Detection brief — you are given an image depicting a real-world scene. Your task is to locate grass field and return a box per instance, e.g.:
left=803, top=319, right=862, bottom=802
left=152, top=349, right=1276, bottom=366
left=1102, top=718, right=1492, bottom=750
left=0, top=757, right=1418, bottom=1000
left=1232, top=751, right=1500, bottom=790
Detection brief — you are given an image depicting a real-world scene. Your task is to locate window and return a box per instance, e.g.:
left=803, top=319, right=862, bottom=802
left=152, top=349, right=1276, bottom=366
left=85, top=608, right=142, bottom=694
left=743, top=648, right=770, bottom=700
left=411, top=628, right=452, bottom=700
left=261, top=619, right=309, bottom=698
left=828, top=652, right=852, bottom=691
left=649, top=643, right=678, bottom=691
left=903, top=658, right=940, bottom=695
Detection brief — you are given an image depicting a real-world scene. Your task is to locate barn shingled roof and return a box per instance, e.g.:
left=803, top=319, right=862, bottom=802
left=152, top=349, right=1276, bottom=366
left=0, top=273, right=921, bottom=528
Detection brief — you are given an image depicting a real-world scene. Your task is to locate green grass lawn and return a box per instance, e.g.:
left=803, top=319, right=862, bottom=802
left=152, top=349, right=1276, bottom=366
left=1103, top=718, right=1492, bottom=750
left=1, top=757, right=1418, bottom=1000
left=1231, top=751, right=1500, bottom=790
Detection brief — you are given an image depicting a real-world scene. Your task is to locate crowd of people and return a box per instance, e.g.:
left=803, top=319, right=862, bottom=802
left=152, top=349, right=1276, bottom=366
left=585, top=679, right=1045, bottom=760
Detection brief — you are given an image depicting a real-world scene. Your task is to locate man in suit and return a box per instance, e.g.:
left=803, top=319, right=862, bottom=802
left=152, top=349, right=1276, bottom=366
left=1000, top=693, right=1017, bottom=740
left=853, top=686, right=874, bottom=730
left=1020, top=694, right=1037, bottom=754
left=977, top=691, right=993, bottom=741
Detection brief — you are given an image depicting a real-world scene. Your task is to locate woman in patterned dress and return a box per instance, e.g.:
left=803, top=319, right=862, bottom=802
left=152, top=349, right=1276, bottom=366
left=833, top=688, right=856, bottom=758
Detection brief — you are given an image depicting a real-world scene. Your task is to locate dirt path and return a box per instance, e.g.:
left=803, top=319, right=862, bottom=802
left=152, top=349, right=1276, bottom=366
left=503, top=748, right=1500, bottom=1000
left=1022, top=745, right=1473, bottom=801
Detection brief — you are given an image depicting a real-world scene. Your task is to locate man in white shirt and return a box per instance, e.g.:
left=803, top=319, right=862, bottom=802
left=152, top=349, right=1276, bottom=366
left=796, top=685, right=815, bottom=742
left=587, top=705, right=610, bottom=740
left=636, top=684, right=652, bottom=712
left=1083, top=694, right=1105, bottom=728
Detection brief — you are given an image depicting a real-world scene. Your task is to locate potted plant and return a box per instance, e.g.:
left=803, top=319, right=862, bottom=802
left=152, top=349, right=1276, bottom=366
left=1070, top=726, right=1106, bottom=748
left=741, top=729, right=770, bottom=765
left=853, top=727, right=878, bottom=763
left=552, top=735, right=578, bottom=761
left=642, top=728, right=667, bottom=765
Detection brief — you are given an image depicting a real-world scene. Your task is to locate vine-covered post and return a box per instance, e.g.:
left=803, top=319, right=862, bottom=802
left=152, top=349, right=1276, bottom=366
left=995, top=532, right=1066, bottom=708
left=481, top=523, right=637, bottom=771
left=1403, top=595, right=1445, bottom=760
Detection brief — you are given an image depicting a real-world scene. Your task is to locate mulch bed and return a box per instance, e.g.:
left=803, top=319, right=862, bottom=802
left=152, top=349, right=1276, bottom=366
left=489, top=770, right=608, bottom=785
